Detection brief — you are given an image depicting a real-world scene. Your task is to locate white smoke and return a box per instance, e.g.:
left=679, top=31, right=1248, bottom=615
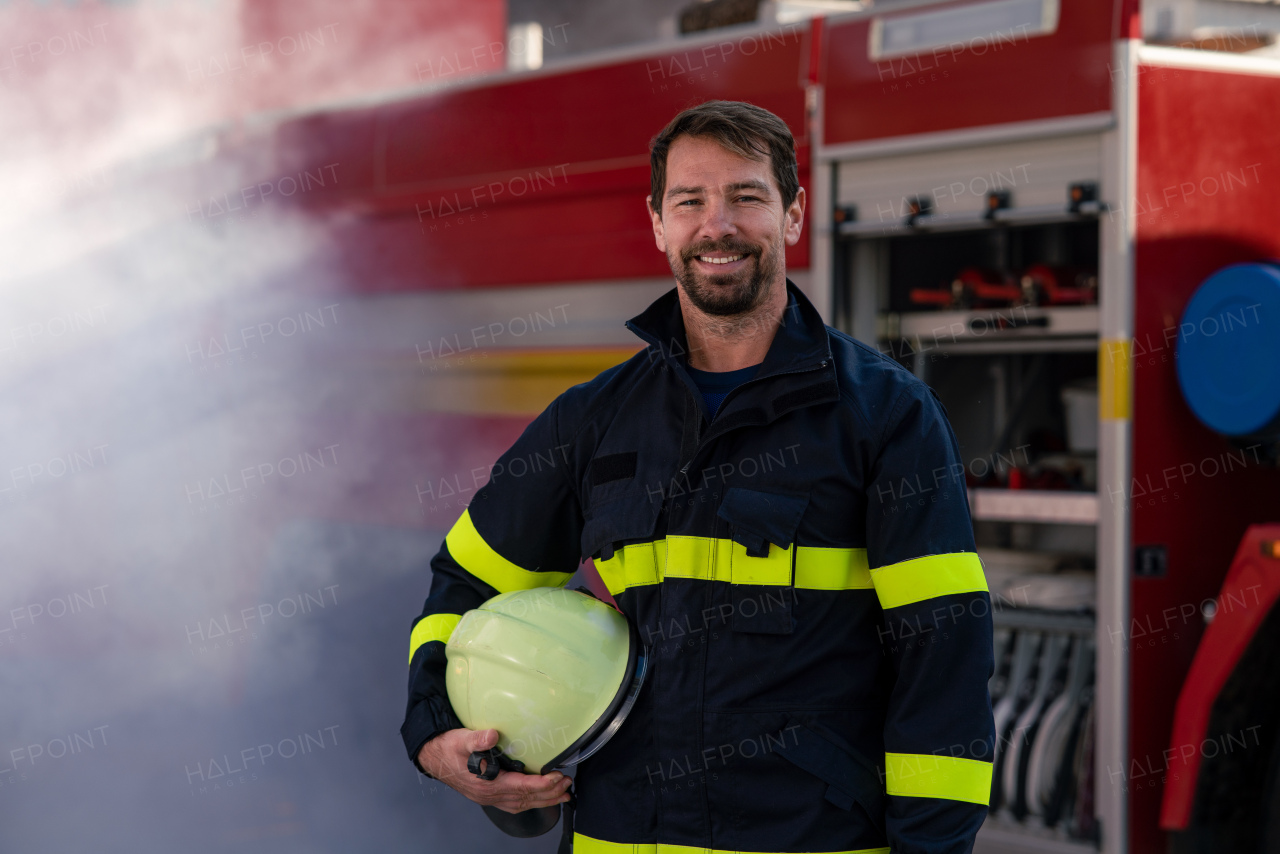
left=0, top=1, right=560, bottom=850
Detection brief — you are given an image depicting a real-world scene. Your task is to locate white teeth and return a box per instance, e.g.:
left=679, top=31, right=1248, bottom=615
left=698, top=255, right=744, bottom=265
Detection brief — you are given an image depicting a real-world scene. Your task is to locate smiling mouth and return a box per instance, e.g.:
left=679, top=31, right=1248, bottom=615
left=695, top=254, right=746, bottom=265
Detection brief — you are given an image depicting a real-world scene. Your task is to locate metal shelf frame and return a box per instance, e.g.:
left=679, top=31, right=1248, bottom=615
left=886, top=305, right=1101, bottom=343
left=970, top=489, right=1100, bottom=525
left=838, top=205, right=1104, bottom=238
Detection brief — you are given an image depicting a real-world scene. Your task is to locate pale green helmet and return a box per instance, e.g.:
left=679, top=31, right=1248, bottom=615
left=445, top=587, right=647, bottom=775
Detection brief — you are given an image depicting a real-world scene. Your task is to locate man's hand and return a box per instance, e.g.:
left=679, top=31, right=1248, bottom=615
left=417, top=727, right=573, bottom=814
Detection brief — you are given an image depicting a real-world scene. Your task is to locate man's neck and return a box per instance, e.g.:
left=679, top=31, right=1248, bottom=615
left=680, top=279, right=788, bottom=372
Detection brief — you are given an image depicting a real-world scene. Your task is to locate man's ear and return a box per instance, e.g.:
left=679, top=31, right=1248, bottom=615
left=784, top=186, right=806, bottom=247
left=647, top=195, right=667, bottom=253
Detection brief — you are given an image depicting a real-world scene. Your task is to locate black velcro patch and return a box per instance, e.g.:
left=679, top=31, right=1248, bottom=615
left=589, top=452, right=637, bottom=486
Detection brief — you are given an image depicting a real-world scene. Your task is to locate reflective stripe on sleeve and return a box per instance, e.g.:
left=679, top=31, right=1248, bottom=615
left=869, top=552, right=987, bottom=610
left=444, top=508, right=573, bottom=592
left=572, top=833, right=890, bottom=854
left=594, top=539, right=872, bottom=595
left=407, top=613, right=460, bottom=664
left=884, top=752, right=993, bottom=806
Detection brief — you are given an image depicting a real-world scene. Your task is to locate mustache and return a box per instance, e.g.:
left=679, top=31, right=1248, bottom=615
left=679, top=239, right=761, bottom=262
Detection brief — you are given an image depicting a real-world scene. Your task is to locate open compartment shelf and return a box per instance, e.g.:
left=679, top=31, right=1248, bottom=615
left=835, top=208, right=1106, bottom=854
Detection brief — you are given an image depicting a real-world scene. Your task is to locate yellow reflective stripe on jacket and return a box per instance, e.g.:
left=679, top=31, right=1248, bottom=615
left=884, top=753, right=993, bottom=806
left=444, top=508, right=573, bottom=592
left=407, top=613, right=460, bottom=664
left=595, top=539, right=871, bottom=596
left=869, top=552, right=986, bottom=610
left=664, top=536, right=737, bottom=584
left=794, top=546, right=873, bottom=590
left=573, top=833, right=889, bottom=854
left=596, top=540, right=662, bottom=594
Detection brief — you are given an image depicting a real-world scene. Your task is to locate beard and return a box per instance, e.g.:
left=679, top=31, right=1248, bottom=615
left=668, top=235, right=780, bottom=317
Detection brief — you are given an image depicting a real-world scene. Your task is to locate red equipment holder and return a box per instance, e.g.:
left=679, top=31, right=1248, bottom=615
left=1020, top=264, right=1098, bottom=306
left=1159, top=524, right=1280, bottom=829
left=910, top=267, right=1021, bottom=309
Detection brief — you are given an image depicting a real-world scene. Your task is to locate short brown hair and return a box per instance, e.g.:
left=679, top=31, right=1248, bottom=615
left=649, top=100, right=799, bottom=218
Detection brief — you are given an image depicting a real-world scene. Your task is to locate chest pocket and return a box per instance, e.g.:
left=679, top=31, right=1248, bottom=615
left=717, top=487, right=810, bottom=635
left=580, top=486, right=663, bottom=590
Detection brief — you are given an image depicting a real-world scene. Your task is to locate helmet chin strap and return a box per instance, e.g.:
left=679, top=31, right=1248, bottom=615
left=479, top=803, right=562, bottom=838
left=467, top=745, right=523, bottom=780
left=558, top=786, right=576, bottom=854
left=469, top=746, right=575, bottom=847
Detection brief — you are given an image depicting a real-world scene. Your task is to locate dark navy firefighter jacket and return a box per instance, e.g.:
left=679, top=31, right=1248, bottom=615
left=403, top=281, right=996, bottom=854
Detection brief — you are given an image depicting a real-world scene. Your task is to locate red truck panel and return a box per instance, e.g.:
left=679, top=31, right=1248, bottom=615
left=822, top=0, right=1116, bottom=146
left=1133, top=63, right=1280, bottom=853
left=276, top=27, right=815, bottom=292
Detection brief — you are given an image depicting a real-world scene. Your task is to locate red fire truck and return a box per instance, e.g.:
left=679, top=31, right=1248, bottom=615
left=194, top=1, right=1280, bottom=851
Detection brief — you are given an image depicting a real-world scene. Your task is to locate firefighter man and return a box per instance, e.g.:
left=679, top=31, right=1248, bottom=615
left=403, top=100, right=995, bottom=854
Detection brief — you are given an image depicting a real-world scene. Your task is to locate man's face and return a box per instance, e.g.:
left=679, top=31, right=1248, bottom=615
left=648, top=135, right=805, bottom=316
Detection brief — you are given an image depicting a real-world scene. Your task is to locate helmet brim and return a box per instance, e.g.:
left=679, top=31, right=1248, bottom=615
left=544, top=616, right=648, bottom=770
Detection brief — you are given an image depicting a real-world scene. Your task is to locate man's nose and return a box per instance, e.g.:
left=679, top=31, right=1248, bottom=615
left=696, top=196, right=737, bottom=240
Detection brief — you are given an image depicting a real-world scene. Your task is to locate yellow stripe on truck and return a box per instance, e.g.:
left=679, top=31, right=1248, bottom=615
left=1099, top=338, right=1132, bottom=421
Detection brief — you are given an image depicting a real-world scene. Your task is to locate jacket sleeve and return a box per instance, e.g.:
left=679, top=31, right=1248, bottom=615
left=864, top=383, right=995, bottom=854
left=400, top=397, right=586, bottom=772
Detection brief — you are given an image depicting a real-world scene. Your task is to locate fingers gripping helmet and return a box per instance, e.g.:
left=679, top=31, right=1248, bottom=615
left=445, top=587, right=647, bottom=836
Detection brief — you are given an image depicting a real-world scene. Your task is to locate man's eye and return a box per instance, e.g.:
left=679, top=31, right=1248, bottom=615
left=737, top=195, right=762, bottom=203
left=678, top=199, right=701, bottom=206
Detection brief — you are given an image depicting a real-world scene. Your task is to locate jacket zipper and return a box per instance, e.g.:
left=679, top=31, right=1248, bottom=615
left=677, top=359, right=830, bottom=475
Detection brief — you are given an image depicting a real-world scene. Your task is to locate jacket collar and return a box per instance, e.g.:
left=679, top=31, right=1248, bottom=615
left=625, top=278, right=833, bottom=380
